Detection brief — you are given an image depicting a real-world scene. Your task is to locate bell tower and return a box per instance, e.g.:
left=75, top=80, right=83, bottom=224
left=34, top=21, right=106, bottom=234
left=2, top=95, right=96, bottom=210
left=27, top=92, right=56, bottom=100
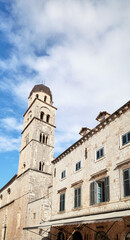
left=18, top=84, right=57, bottom=175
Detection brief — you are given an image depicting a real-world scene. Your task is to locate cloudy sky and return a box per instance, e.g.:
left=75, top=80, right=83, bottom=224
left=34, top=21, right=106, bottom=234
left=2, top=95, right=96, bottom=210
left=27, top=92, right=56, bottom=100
left=0, top=0, right=130, bottom=188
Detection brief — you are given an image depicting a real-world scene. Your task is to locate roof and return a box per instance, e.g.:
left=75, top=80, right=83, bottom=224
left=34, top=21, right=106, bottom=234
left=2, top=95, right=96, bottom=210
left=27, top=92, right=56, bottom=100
left=29, top=84, right=52, bottom=101
left=0, top=174, right=17, bottom=193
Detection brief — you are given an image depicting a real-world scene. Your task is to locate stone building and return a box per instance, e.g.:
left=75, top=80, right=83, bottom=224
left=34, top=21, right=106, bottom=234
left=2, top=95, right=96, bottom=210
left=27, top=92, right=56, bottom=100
left=0, top=84, right=130, bottom=240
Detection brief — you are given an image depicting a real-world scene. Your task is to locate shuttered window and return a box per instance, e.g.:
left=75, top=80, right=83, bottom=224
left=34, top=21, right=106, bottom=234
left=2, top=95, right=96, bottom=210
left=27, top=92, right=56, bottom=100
left=60, top=193, right=65, bottom=211
left=74, top=187, right=81, bottom=208
left=123, top=168, right=130, bottom=197
left=90, top=176, right=110, bottom=205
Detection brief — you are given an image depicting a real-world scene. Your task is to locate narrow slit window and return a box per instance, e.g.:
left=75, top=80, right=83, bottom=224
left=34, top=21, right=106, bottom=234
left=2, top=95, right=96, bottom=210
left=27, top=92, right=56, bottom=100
left=46, top=114, right=50, bottom=123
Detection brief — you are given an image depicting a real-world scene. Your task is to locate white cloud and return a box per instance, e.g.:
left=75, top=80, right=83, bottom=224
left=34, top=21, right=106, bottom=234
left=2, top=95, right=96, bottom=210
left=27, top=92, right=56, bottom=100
left=0, top=117, right=23, bottom=132
left=0, top=0, right=130, bottom=154
left=0, top=135, right=21, bottom=152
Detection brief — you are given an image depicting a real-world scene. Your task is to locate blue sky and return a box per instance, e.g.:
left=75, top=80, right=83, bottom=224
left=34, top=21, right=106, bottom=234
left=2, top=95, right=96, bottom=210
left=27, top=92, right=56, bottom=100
left=0, top=0, right=130, bottom=188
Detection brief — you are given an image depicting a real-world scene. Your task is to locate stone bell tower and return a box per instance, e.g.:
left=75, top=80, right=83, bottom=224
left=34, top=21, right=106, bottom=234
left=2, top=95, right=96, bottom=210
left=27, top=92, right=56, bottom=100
left=18, top=84, right=57, bottom=175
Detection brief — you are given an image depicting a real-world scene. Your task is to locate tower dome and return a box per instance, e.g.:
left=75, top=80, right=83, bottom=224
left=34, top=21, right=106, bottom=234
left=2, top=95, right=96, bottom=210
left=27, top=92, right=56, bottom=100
left=29, top=84, right=52, bottom=101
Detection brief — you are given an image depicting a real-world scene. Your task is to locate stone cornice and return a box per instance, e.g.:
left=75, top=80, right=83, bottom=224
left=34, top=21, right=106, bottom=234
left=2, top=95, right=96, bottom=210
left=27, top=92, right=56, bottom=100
left=21, top=116, right=56, bottom=134
left=52, top=100, right=130, bottom=164
left=20, top=138, right=54, bottom=153
left=23, top=98, right=57, bottom=117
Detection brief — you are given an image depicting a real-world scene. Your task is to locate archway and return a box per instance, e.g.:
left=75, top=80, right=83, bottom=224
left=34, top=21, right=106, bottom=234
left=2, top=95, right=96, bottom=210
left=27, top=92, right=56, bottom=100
left=57, top=232, right=65, bottom=240
left=126, top=232, right=130, bottom=240
left=95, top=231, right=109, bottom=240
left=73, top=231, right=82, bottom=240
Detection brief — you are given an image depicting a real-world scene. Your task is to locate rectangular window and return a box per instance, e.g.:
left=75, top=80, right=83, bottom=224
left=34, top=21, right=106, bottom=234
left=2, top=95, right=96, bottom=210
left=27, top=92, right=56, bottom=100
left=61, top=170, right=66, bottom=179
left=74, top=187, right=81, bottom=208
left=75, top=161, right=81, bottom=171
left=90, top=176, right=109, bottom=205
left=122, top=131, right=130, bottom=146
left=96, top=147, right=104, bottom=160
left=59, top=193, right=65, bottom=212
left=123, top=168, right=130, bottom=197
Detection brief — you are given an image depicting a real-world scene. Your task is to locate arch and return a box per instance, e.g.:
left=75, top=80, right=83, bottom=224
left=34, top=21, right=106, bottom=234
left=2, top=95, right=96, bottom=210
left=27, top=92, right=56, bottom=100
left=57, top=232, right=65, bottom=240
left=73, top=231, right=82, bottom=240
left=126, top=232, right=130, bottom=240
left=44, top=96, right=47, bottom=102
left=40, top=111, right=44, bottom=120
left=46, top=114, right=50, bottom=123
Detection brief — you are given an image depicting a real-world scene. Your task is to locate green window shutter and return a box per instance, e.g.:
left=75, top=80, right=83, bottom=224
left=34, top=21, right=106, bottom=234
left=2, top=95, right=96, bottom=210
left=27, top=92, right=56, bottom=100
left=105, top=176, right=110, bottom=202
left=123, top=168, right=130, bottom=197
left=90, top=182, right=97, bottom=205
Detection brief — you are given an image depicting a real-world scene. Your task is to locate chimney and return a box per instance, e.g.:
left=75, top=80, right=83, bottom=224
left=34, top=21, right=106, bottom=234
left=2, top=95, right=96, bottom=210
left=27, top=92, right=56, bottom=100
left=79, top=127, right=91, bottom=137
left=96, top=111, right=110, bottom=123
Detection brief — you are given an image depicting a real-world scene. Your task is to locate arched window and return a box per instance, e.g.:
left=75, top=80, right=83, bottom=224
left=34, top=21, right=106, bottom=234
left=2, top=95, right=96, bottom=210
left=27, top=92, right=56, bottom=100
left=44, top=96, right=47, bottom=102
left=46, top=114, right=50, bottom=123
left=40, top=112, right=44, bottom=120
left=46, top=136, right=48, bottom=144
left=36, top=94, right=39, bottom=98
left=73, top=231, right=82, bottom=240
left=39, top=133, right=42, bottom=142
left=126, top=232, right=130, bottom=240
left=43, top=135, right=45, bottom=143
left=57, top=232, right=65, bottom=240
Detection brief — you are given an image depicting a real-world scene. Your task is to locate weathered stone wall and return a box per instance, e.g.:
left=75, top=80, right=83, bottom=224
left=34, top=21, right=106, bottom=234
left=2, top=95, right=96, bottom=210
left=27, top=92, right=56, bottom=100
left=52, top=108, right=130, bottom=219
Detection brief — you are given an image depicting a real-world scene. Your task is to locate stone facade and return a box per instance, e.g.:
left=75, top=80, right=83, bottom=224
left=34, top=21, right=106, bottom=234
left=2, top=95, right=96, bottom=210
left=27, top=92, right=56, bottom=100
left=0, top=84, right=130, bottom=240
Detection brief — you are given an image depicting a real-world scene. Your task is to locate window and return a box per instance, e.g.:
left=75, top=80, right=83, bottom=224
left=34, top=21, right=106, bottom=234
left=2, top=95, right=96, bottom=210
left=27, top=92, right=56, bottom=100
left=60, top=193, right=65, bottom=212
left=122, top=131, right=130, bottom=146
left=39, top=133, right=42, bottom=142
left=36, top=94, right=39, bottom=98
left=44, top=96, right=47, bottom=102
left=75, top=161, right=81, bottom=171
left=39, top=162, right=44, bottom=171
left=123, top=168, right=130, bottom=197
left=46, top=114, right=50, bottom=123
left=74, top=186, right=81, bottom=208
left=54, top=168, right=56, bottom=177
left=33, top=213, right=36, bottom=219
left=40, top=112, right=44, bottom=120
left=90, top=176, right=109, bottom=205
left=61, top=170, right=66, bottom=179
left=96, top=147, right=104, bottom=160
left=85, top=148, right=87, bottom=159
left=58, top=232, right=65, bottom=240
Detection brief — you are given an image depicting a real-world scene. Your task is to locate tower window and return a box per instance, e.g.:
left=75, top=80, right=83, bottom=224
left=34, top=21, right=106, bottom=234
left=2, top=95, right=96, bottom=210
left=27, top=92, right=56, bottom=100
left=39, top=133, right=42, bottom=142
left=44, top=96, right=47, bottom=102
left=43, top=135, right=45, bottom=143
left=39, top=162, right=44, bottom=171
left=36, top=94, right=39, bottom=98
left=46, top=136, right=48, bottom=144
left=46, top=114, right=50, bottom=123
left=40, top=112, right=44, bottom=120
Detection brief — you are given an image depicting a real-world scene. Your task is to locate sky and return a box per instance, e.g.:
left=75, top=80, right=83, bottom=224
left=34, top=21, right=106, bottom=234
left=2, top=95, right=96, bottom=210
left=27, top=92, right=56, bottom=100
left=0, top=0, right=130, bottom=188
